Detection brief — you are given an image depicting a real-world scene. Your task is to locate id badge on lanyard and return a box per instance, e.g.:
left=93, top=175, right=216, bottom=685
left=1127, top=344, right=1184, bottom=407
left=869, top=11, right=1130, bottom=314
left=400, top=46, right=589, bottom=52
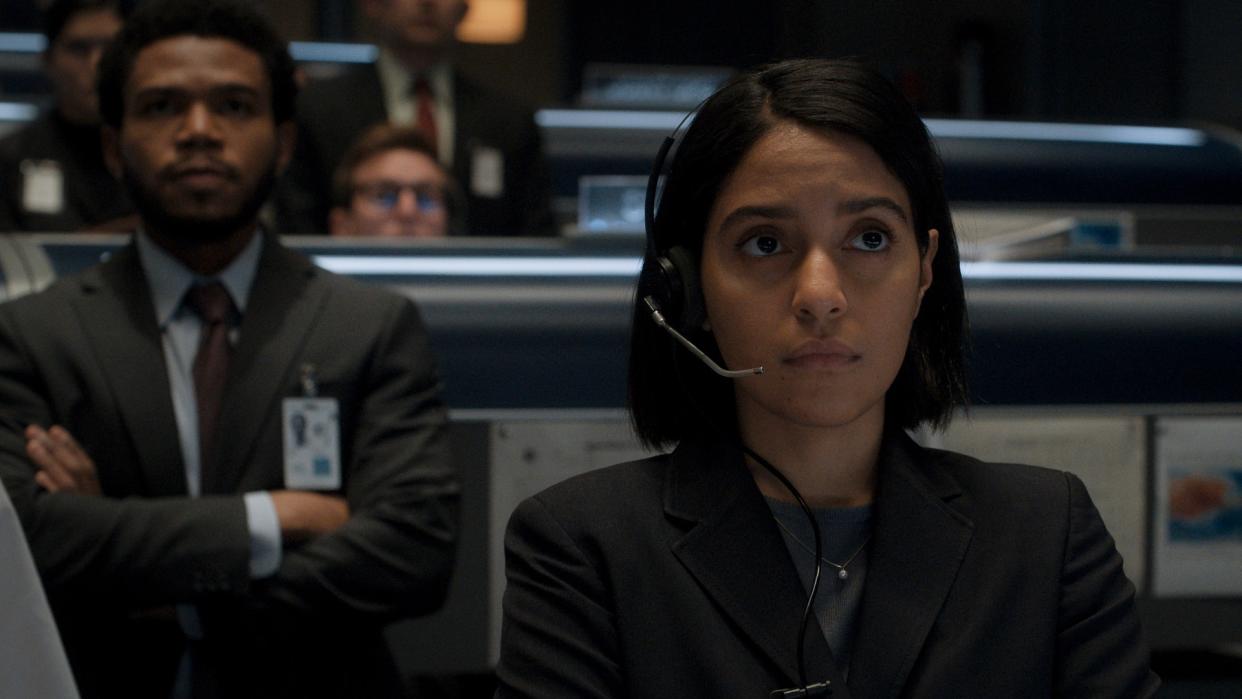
left=282, top=364, right=341, bottom=490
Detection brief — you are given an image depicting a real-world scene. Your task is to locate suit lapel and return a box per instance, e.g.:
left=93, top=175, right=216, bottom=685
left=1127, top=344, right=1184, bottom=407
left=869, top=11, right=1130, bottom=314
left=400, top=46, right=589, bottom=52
left=72, top=244, right=186, bottom=496
left=204, top=236, right=325, bottom=494
left=665, top=438, right=845, bottom=693
left=847, top=431, right=974, bottom=698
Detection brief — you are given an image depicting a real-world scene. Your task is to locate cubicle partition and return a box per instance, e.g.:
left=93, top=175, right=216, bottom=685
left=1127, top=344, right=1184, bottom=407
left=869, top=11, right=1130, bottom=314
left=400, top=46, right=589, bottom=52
left=1, top=232, right=1240, bottom=676
left=538, top=109, right=1242, bottom=211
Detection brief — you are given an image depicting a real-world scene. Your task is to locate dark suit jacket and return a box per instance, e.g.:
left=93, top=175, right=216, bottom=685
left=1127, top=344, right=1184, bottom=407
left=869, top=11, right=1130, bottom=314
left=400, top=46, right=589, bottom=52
left=0, top=234, right=459, bottom=699
left=0, top=110, right=132, bottom=232
left=496, top=430, right=1159, bottom=698
left=281, top=64, right=553, bottom=236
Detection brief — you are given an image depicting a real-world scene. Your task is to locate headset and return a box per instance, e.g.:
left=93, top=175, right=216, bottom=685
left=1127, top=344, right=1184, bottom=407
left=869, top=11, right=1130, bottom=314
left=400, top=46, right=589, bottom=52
left=641, top=113, right=762, bottom=379
left=642, top=115, right=708, bottom=328
left=638, top=110, right=833, bottom=697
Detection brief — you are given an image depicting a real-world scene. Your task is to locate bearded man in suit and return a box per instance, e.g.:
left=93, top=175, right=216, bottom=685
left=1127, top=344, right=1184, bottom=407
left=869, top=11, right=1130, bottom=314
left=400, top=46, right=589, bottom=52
left=0, top=2, right=458, bottom=697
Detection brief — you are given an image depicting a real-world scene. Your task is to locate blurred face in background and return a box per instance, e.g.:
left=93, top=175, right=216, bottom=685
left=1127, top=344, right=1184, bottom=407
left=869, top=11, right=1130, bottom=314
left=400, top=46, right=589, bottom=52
left=331, top=148, right=450, bottom=237
left=45, top=7, right=123, bottom=125
left=361, top=0, right=469, bottom=54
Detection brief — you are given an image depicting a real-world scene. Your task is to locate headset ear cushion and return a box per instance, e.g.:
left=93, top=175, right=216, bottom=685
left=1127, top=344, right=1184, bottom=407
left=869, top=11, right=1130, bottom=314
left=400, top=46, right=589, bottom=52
left=665, top=245, right=706, bottom=330
left=650, top=254, right=682, bottom=321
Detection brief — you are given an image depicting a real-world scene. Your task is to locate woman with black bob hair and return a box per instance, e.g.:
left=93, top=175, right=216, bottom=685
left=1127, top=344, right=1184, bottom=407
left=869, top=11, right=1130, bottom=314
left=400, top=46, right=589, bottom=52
left=496, top=58, right=1157, bottom=698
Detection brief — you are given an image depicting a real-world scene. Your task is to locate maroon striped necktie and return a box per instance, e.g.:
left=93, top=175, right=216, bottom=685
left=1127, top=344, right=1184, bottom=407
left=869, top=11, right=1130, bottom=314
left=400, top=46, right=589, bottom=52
left=185, top=282, right=235, bottom=482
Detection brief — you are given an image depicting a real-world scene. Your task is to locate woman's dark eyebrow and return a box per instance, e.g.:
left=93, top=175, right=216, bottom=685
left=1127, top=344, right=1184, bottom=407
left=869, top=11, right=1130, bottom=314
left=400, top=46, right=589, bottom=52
left=717, top=205, right=796, bottom=231
left=838, top=197, right=908, bottom=222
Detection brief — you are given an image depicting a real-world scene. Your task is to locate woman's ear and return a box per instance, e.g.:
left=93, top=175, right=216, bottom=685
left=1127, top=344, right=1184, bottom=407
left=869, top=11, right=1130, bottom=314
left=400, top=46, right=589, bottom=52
left=918, top=229, right=939, bottom=305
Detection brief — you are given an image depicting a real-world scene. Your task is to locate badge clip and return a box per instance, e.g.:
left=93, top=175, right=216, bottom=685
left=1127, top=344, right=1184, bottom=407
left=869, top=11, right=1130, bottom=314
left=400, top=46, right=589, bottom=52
left=299, top=363, right=318, bottom=398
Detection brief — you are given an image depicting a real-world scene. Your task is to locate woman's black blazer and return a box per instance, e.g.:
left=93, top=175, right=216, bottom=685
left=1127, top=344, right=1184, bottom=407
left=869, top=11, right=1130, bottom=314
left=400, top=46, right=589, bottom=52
left=495, top=429, right=1159, bottom=698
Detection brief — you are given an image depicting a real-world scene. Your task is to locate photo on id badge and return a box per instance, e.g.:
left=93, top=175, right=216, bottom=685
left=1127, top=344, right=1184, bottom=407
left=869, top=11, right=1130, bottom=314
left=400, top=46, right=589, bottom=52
left=283, top=396, right=341, bottom=489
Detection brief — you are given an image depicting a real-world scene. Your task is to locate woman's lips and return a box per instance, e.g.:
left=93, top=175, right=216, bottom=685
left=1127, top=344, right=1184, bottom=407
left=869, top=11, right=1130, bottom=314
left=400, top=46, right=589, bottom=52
left=782, top=339, right=861, bottom=369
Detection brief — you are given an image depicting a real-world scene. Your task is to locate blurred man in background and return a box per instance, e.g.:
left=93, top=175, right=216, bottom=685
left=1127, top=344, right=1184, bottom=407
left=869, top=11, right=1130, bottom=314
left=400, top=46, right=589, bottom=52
left=0, top=0, right=132, bottom=232
left=330, top=123, right=457, bottom=238
left=281, top=0, right=553, bottom=236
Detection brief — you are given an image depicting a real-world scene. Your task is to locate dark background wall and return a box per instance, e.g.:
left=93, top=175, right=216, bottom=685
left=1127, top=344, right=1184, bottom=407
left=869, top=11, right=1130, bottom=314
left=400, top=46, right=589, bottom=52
left=471, top=0, right=1239, bottom=128
left=4, top=0, right=1241, bottom=128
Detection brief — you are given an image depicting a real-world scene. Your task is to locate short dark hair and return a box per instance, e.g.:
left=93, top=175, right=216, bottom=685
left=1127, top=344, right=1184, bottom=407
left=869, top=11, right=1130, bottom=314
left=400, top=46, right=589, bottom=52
left=629, top=58, right=970, bottom=450
left=43, top=0, right=125, bottom=46
left=97, top=0, right=297, bottom=129
left=332, top=123, right=445, bottom=205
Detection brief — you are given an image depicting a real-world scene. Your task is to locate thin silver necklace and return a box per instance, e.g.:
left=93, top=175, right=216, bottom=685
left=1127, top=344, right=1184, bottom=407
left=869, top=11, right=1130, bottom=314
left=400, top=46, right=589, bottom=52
left=773, top=516, right=872, bottom=581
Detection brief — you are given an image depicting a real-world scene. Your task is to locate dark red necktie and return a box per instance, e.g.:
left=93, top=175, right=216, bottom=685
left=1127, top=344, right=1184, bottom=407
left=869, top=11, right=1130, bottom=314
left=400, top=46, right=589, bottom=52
left=413, top=75, right=439, bottom=158
left=186, top=282, right=235, bottom=481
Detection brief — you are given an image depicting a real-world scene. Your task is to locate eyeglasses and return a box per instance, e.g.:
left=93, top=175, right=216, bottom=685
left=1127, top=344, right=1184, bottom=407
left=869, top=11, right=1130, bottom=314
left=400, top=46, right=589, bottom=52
left=353, top=182, right=446, bottom=212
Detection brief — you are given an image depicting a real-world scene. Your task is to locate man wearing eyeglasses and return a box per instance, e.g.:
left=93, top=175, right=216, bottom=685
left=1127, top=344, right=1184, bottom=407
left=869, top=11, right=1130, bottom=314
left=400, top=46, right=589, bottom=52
left=0, top=0, right=132, bottom=233
left=329, top=124, right=457, bottom=238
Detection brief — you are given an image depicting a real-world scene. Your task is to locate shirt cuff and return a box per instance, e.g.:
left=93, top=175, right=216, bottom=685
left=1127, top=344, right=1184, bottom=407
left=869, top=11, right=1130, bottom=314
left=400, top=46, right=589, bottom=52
left=243, top=491, right=282, bottom=578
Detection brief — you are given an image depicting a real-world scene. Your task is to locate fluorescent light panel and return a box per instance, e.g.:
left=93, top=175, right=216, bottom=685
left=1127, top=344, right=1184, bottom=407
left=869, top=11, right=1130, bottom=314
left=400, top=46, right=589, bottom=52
left=535, top=109, right=687, bottom=131
left=0, top=102, right=39, bottom=121
left=0, top=32, right=380, bottom=64
left=0, top=32, right=45, bottom=52
left=288, top=41, right=377, bottom=64
left=315, top=254, right=1242, bottom=284
left=962, top=261, right=1242, bottom=283
left=314, top=255, right=644, bottom=277
left=926, top=118, right=1206, bottom=147
left=534, top=110, right=1208, bottom=147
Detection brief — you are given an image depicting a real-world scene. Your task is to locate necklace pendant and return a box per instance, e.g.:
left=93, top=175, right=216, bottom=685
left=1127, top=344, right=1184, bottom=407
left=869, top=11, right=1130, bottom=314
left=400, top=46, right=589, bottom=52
left=837, top=568, right=849, bottom=581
